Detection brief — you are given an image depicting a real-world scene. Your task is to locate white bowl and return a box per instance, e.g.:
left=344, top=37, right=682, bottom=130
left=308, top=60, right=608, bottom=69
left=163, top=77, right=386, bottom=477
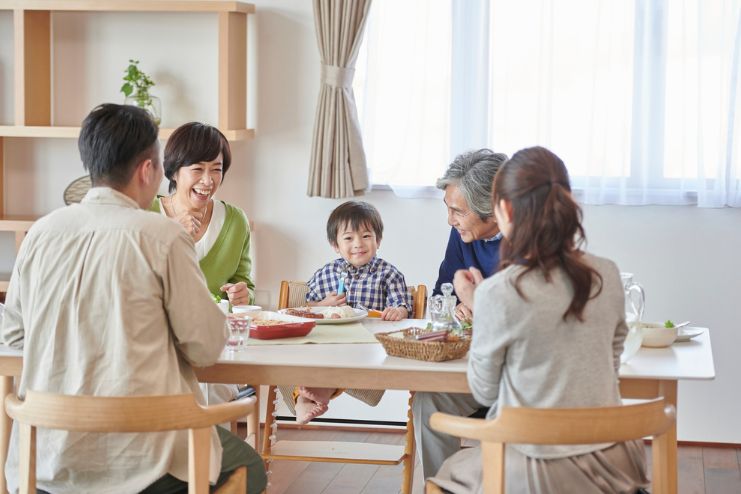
left=639, top=322, right=678, bottom=348
left=231, top=305, right=262, bottom=314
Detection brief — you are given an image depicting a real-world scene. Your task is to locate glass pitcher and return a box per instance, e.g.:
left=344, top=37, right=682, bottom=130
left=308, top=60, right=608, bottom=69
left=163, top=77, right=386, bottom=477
left=620, top=272, right=646, bottom=363
left=428, top=283, right=461, bottom=332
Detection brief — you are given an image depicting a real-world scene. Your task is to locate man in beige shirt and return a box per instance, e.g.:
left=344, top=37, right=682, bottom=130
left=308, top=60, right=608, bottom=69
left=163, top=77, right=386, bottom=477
left=0, top=104, right=266, bottom=494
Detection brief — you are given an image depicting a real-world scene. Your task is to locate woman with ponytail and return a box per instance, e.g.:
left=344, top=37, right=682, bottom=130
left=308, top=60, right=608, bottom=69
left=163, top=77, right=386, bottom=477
left=428, top=147, right=648, bottom=493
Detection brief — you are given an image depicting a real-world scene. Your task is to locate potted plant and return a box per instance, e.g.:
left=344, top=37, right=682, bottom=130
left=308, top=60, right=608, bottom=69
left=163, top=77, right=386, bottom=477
left=120, top=59, right=162, bottom=125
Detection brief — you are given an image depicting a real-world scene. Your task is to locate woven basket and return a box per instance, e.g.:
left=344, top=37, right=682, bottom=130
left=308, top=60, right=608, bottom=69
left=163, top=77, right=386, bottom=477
left=375, top=327, right=471, bottom=362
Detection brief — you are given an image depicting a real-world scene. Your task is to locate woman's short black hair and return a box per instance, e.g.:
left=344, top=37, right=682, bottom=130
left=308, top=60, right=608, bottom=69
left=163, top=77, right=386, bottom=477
left=163, top=122, right=232, bottom=192
left=78, top=103, right=159, bottom=188
left=326, top=201, right=384, bottom=245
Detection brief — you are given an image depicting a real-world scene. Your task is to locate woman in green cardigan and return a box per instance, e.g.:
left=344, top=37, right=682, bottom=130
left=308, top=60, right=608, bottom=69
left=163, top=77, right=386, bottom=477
left=151, top=122, right=254, bottom=405
left=151, top=122, right=254, bottom=306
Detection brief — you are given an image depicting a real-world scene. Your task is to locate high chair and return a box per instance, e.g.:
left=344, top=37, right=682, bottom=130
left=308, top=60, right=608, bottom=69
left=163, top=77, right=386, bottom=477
left=5, top=391, right=257, bottom=494
left=424, top=399, right=676, bottom=494
left=261, top=281, right=427, bottom=494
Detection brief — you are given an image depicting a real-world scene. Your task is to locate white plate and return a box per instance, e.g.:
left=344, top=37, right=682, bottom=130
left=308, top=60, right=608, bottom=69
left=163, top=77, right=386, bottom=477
left=674, top=327, right=704, bottom=343
left=279, top=307, right=368, bottom=324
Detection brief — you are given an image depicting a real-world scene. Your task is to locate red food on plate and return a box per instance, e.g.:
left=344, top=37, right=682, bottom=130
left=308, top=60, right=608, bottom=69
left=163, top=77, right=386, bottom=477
left=249, top=319, right=316, bottom=340
left=284, top=308, right=324, bottom=319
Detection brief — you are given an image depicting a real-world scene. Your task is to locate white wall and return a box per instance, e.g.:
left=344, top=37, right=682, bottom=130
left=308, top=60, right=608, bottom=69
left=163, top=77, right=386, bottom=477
left=1, top=0, right=738, bottom=442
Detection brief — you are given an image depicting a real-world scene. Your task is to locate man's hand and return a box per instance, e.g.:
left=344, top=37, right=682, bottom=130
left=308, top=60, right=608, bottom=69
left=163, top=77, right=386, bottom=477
left=316, top=292, right=347, bottom=307
left=220, top=282, right=250, bottom=306
left=453, top=267, right=485, bottom=313
left=381, top=306, right=408, bottom=321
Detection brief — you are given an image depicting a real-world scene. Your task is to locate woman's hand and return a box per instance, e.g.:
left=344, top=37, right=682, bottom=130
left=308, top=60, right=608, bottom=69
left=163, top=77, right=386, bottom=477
left=382, top=306, right=408, bottom=321
left=453, top=267, right=485, bottom=313
left=220, top=282, right=250, bottom=306
left=455, top=302, right=473, bottom=323
left=174, top=210, right=202, bottom=238
left=316, top=292, right=347, bottom=307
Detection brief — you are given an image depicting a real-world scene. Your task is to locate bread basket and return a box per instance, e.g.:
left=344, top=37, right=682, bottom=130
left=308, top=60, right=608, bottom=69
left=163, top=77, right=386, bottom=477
left=374, top=327, right=471, bottom=362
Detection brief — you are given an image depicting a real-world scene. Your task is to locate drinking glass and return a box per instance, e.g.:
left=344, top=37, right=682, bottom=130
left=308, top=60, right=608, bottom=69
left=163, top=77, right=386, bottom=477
left=226, top=313, right=251, bottom=352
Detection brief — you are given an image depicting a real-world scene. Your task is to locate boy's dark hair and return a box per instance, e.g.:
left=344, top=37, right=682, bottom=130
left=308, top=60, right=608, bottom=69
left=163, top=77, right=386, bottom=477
left=78, top=103, right=159, bottom=188
left=164, top=122, right=232, bottom=193
left=327, top=201, right=384, bottom=245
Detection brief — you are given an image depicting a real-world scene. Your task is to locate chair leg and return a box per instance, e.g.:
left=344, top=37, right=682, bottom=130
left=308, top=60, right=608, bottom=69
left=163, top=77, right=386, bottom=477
left=189, top=427, right=211, bottom=494
left=247, top=386, right=261, bottom=448
left=401, top=391, right=416, bottom=494
left=261, top=386, right=277, bottom=458
left=17, top=423, right=35, bottom=494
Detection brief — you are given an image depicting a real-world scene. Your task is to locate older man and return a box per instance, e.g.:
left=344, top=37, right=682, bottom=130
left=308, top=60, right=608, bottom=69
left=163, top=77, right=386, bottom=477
left=415, top=148, right=508, bottom=479
left=0, top=104, right=266, bottom=494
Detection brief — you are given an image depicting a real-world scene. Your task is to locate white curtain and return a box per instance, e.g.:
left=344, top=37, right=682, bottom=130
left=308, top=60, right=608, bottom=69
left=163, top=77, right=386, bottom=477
left=354, top=0, right=452, bottom=198
left=355, top=0, right=741, bottom=207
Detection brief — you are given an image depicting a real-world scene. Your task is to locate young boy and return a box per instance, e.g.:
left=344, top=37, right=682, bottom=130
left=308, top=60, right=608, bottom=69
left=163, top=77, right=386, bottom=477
left=295, top=201, right=412, bottom=423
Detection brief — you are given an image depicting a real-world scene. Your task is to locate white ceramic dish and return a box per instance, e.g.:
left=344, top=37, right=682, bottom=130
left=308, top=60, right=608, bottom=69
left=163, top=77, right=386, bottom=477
left=640, top=322, right=678, bottom=348
left=279, top=307, right=368, bottom=324
left=675, top=327, right=704, bottom=343
left=231, top=305, right=262, bottom=314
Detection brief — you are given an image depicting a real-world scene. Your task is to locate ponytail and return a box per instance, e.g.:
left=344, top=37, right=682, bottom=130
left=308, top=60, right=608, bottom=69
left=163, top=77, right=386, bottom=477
left=495, top=147, right=602, bottom=321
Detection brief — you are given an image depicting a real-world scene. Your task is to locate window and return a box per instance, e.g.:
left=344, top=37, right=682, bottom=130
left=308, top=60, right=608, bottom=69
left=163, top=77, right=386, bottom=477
left=354, top=0, right=741, bottom=206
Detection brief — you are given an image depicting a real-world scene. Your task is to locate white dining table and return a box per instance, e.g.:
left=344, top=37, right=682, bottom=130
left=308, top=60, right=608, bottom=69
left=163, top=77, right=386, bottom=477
left=0, top=319, right=715, bottom=494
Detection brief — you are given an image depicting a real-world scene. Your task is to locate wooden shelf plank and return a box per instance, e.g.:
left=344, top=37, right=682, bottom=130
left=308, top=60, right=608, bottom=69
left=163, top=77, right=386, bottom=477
left=264, top=440, right=407, bottom=465
left=0, top=126, right=254, bottom=141
left=0, top=1, right=255, bottom=14
left=0, top=217, right=37, bottom=232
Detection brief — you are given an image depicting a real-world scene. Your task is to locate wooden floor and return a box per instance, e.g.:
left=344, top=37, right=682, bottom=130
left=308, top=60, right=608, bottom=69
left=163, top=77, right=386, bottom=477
left=257, top=427, right=741, bottom=494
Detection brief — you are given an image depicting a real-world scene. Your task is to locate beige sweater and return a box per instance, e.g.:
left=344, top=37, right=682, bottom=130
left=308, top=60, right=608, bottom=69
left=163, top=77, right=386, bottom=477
left=470, top=252, right=627, bottom=459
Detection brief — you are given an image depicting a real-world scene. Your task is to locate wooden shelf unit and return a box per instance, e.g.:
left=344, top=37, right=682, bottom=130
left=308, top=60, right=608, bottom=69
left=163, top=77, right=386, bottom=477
left=0, top=0, right=255, bottom=290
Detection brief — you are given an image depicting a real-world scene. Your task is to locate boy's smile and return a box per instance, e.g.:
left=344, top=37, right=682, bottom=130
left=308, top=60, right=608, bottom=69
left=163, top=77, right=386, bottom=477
left=333, top=222, right=380, bottom=268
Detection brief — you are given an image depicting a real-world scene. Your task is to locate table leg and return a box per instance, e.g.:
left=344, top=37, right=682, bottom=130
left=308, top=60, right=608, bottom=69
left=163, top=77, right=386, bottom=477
left=0, top=376, right=14, bottom=494
left=652, top=381, right=678, bottom=494
left=247, top=386, right=260, bottom=450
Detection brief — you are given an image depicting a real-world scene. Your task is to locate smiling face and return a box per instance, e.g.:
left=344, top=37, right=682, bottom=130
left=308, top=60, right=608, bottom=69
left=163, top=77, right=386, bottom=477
left=333, top=221, right=381, bottom=268
left=443, top=184, right=500, bottom=242
left=172, top=153, right=224, bottom=210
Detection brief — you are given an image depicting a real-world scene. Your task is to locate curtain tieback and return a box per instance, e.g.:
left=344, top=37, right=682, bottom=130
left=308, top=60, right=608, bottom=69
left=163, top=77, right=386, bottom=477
left=321, top=64, right=355, bottom=88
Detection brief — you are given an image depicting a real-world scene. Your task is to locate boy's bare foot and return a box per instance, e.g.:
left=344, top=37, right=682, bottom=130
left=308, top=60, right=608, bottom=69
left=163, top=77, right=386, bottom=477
left=298, top=386, right=336, bottom=405
left=295, top=395, right=329, bottom=424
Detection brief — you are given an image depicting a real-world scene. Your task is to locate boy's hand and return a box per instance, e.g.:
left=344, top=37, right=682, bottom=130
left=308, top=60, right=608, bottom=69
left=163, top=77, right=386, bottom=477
left=220, top=282, right=250, bottom=306
left=317, top=292, right=347, bottom=307
left=381, top=306, right=408, bottom=321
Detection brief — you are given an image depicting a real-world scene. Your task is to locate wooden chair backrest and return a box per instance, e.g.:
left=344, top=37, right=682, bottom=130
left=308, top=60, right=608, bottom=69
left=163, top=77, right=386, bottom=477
left=278, top=281, right=427, bottom=319
left=427, top=398, right=676, bottom=494
left=427, top=399, right=676, bottom=494
left=5, top=391, right=255, bottom=494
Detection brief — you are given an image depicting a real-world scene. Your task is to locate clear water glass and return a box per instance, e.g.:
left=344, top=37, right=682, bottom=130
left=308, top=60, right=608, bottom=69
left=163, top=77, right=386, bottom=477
left=226, top=313, right=250, bottom=352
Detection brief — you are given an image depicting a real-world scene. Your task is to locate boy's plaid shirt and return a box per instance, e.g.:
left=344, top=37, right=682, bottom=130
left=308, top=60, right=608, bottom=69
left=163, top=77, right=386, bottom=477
left=306, top=257, right=412, bottom=311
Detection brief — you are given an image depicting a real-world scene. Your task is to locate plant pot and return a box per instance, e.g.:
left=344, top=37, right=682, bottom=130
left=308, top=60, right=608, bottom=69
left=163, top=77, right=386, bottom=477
left=124, top=93, right=162, bottom=126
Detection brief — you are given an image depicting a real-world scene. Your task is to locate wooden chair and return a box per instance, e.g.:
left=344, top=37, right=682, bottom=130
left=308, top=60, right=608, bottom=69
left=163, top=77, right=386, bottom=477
left=5, top=391, right=257, bottom=494
left=424, top=399, right=676, bottom=494
left=262, top=281, right=428, bottom=494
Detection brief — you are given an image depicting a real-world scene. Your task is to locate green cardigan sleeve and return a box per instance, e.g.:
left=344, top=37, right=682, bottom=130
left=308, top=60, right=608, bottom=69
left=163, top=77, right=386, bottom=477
left=198, top=202, right=255, bottom=304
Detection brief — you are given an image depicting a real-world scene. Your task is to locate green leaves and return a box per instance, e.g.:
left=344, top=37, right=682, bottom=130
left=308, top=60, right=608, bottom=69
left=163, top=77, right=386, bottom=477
left=120, top=59, right=155, bottom=102
left=664, top=320, right=675, bottom=328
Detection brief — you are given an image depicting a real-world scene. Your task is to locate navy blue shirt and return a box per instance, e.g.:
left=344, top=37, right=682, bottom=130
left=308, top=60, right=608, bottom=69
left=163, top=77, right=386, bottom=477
left=433, top=227, right=503, bottom=299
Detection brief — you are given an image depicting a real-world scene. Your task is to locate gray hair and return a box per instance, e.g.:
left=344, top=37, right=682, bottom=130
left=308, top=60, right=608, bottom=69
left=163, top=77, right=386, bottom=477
left=436, top=149, right=509, bottom=220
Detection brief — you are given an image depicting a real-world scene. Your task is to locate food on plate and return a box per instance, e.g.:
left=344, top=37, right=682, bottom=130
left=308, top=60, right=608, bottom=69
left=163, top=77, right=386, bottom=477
left=322, top=306, right=357, bottom=319
left=251, top=319, right=293, bottom=326
left=284, top=308, right=324, bottom=319
left=664, top=320, right=675, bottom=328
